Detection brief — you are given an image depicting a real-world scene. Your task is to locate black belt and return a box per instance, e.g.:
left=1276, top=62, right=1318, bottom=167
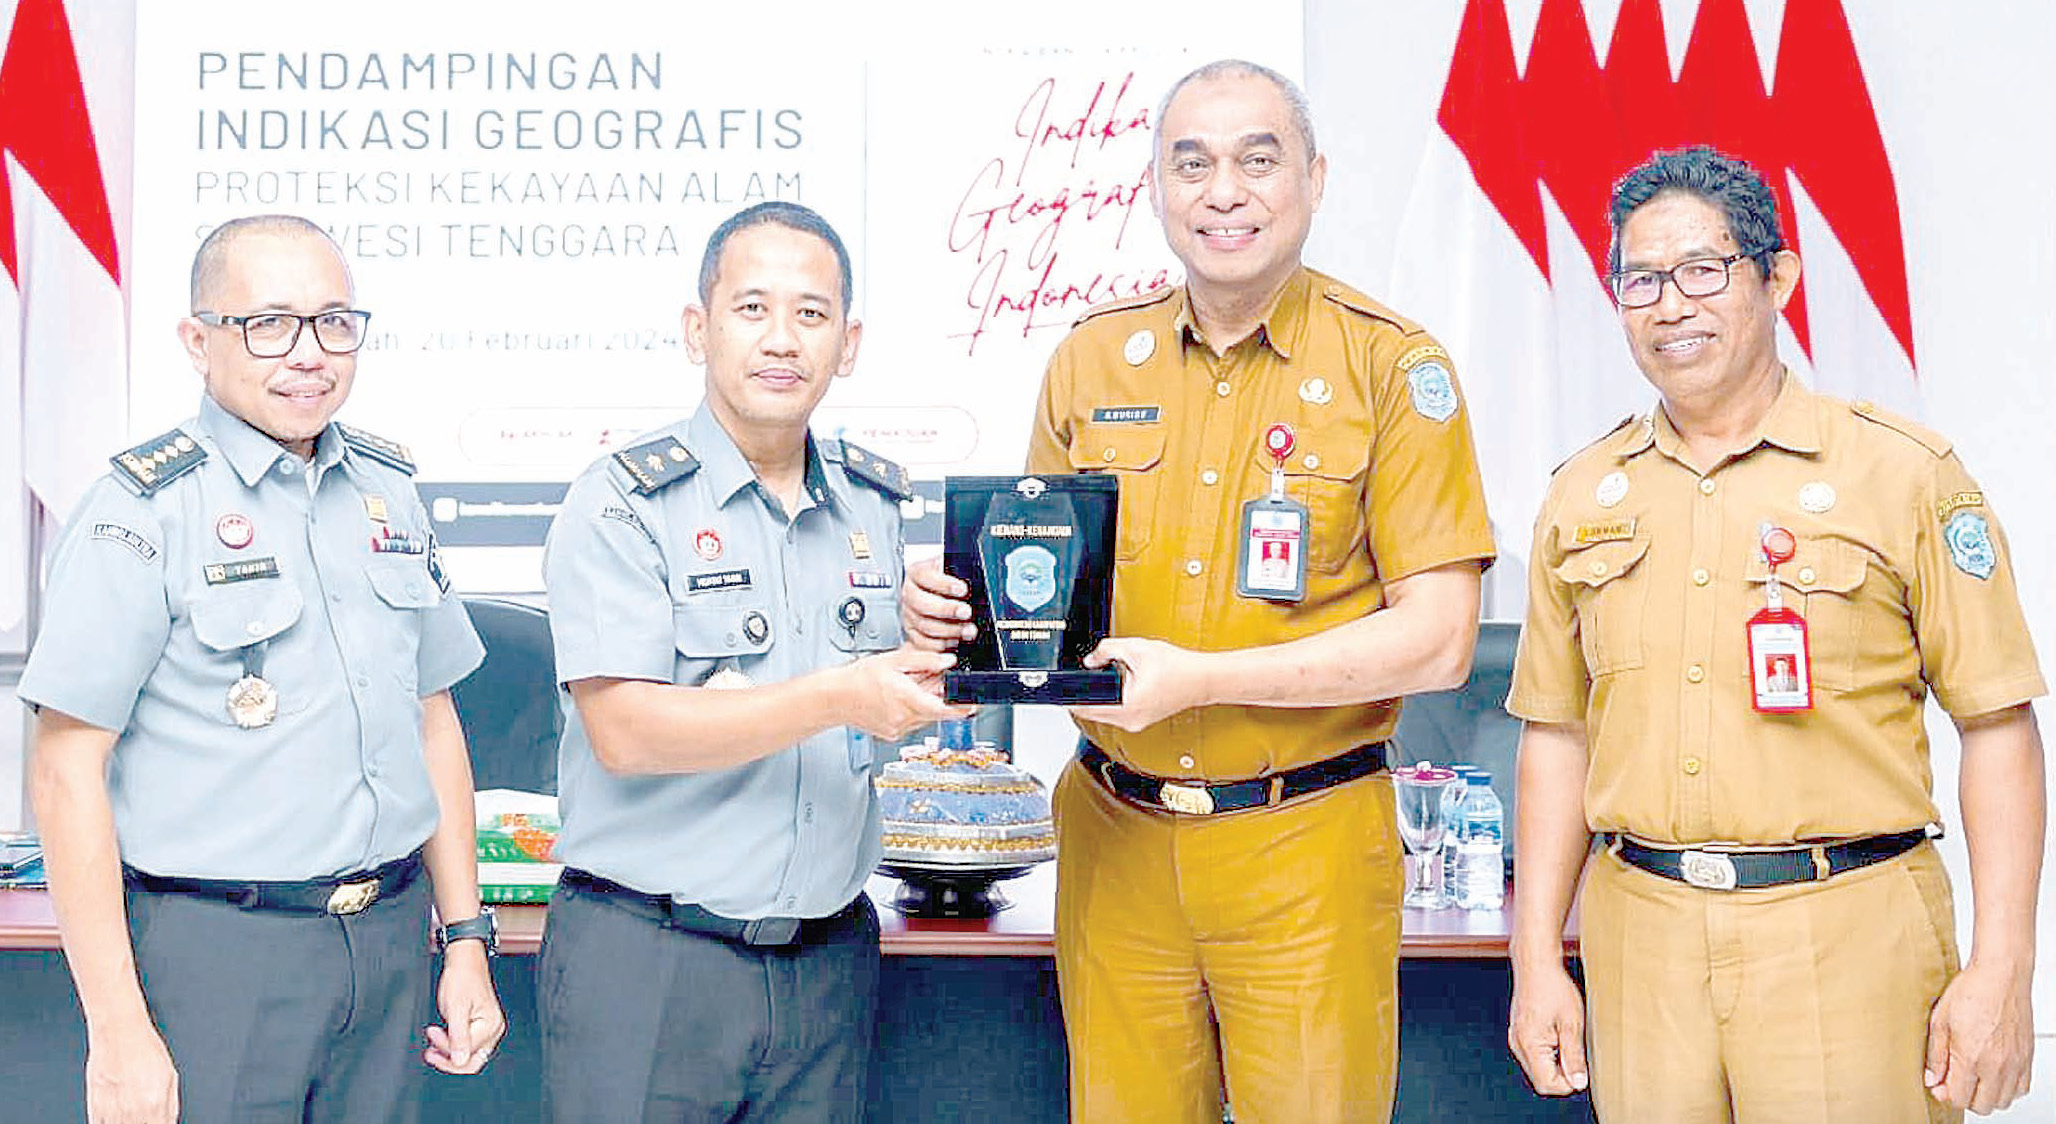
left=1079, top=740, right=1389, bottom=816
left=559, top=868, right=858, bottom=947
left=1608, top=829, right=1929, bottom=891
left=124, top=850, right=422, bottom=916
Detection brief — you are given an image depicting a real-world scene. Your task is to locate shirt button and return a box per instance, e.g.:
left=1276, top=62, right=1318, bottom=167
left=331, top=591, right=344, bottom=603
left=278, top=461, right=298, bottom=476
left=1686, top=665, right=1705, bottom=684
left=784, top=896, right=797, bottom=909
left=1215, top=381, right=1232, bottom=397
left=803, top=803, right=815, bottom=824
left=1103, top=447, right=1117, bottom=462
left=245, top=620, right=265, bottom=636
left=355, top=675, right=369, bottom=688
left=406, top=583, right=421, bottom=597
left=725, top=632, right=738, bottom=647
left=1178, top=755, right=1195, bottom=770
left=1303, top=453, right=1321, bottom=471
left=1698, top=478, right=1716, bottom=496
left=1201, top=469, right=1219, bottom=486
left=1682, top=757, right=1702, bottom=776
left=1185, top=559, right=1202, bottom=576
left=1798, top=567, right=1816, bottom=584
left=1691, top=568, right=1710, bottom=586
left=1589, top=561, right=1607, bottom=577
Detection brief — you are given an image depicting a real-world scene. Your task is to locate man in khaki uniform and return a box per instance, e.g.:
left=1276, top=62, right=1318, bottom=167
left=1507, top=147, right=2045, bottom=1122
left=907, top=60, right=1494, bottom=1122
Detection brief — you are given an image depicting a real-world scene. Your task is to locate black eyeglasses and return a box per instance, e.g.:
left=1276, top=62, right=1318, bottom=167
left=1607, top=252, right=1763, bottom=309
left=195, top=310, right=372, bottom=357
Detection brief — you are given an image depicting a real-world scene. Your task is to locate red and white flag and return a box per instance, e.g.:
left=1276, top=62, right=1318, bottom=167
left=0, top=0, right=130, bottom=631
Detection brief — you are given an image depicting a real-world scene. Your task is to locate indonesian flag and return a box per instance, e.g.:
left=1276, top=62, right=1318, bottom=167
left=0, top=0, right=130, bottom=631
left=1388, top=0, right=1920, bottom=615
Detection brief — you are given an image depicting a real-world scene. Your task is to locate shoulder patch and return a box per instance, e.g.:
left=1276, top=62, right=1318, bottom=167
left=837, top=440, right=913, bottom=502
left=335, top=424, right=417, bottom=474
left=1071, top=285, right=1177, bottom=327
left=1850, top=400, right=1950, bottom=457
left=1318, top=279, right=1422, bottom=333
left=110, top=429, right=206, bottom=496
left=613, top=437, right=699, bottom=495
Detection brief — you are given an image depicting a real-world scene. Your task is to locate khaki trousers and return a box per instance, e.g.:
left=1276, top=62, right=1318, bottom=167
left=1053, top=759, right=1404, bottom=1124
left=1582, top=841, right=1962, bottom=1124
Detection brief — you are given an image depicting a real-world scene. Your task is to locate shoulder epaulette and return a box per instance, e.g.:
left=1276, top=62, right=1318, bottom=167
left=1317, top=278, right=1422, bottom=334
left=1072, top=285, right=1177, bottom=327
left=1551, top=414, right=1641, bottom=476
left=335, top=423, right=416, bottom=475
left=836, top=440, right=913, bottom=502
left=613, top=436, right=699, bottom=495
left=1850, top=400, right=1951, bottom=457
left=111, top=428, right=206, bottom=496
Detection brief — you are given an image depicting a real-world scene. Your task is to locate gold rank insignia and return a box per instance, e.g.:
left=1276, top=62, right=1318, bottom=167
left=613, top=437, right=699, bottom=495
left=335, top=424, right=416, bottom=475
left=850, top=530, right=872, bottom=559
left=364, top=496, right=389, bottom=524
left=110, top=429, right=207, bottom=496
left=839, top=440, right=913, bottom=501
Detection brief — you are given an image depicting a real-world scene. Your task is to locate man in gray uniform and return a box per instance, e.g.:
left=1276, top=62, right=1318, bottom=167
left=539, top=201, right=965, bottom=1122
left=19, top=215, right=505, bottom=1124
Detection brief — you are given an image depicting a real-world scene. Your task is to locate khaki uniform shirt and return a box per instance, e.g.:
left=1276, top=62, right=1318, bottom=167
left=1508, top=375, right=2045, bottom=844
left=1026, top=268, right=1496, bottom=779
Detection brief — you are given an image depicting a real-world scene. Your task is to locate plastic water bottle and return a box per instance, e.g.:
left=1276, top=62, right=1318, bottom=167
left=1438, top=767, right=1473, bottom=908
left=1455, top=771, right=1506, bottom=911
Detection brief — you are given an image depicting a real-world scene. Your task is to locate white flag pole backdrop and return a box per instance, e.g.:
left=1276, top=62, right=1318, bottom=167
left=1307, top=0, right=2055, bottom=1066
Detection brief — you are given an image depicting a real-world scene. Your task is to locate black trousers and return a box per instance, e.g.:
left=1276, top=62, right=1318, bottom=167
left=125, top=872, right=433, bottom=1124
left=538, top=877, right=881, bottom=1124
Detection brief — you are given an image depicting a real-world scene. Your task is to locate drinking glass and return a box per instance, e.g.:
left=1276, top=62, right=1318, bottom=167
left=1392, top=763, right=1457, bottom=908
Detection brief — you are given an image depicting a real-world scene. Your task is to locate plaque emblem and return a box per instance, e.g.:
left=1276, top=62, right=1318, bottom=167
left=1003, top=545, right=1059, bottom=613
left=215, top=513, right=254, bottom=549
left=694, top=528, right=723, bottom=561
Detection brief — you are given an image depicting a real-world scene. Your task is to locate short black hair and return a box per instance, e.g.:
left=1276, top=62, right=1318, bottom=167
left=1608, top=146, right=1784, bottom=277
left=696, top=201, right=853, bottom=313
left=190, top=214, right=341, bottom=311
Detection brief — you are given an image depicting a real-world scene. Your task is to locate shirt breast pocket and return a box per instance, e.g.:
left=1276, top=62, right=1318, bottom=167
left=1551, top=533, right=1652, bottom=677
left=188, top=581, right=308, bottom=722
left=1252, top=436, right=1369, bottom=574
left=672, top=602, right=775, bottom=683
left=825, top=589, right=901, bottom=656
left=1745, top=538, right=1870, bottom=693
left=366, top=558, right=438, bottom=692
left=1068, top=424, right=1163, bottom=562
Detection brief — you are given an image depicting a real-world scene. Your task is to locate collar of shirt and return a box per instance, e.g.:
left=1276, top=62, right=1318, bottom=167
left=684, top=403, right=840, bottom=516
left=198, top=393, right=345, bottom=487
left=1171, top=267, right=1312, bottom=360
left=1618, top=367, right=1824, bottom=467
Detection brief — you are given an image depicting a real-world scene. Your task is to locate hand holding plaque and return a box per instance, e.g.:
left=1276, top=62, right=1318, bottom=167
left=943, top=475, right=1121, bottom=704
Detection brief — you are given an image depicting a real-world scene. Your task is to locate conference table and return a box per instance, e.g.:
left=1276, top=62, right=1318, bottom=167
left=0, top=868, right=1588, bottom=1123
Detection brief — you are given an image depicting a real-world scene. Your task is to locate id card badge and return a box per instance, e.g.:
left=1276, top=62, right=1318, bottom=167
left=1748, top=606, right=1812, bottom=712
left=1237, top=494, right=1308, bottom=602
left=1749, top=523, right=1812, bottom=713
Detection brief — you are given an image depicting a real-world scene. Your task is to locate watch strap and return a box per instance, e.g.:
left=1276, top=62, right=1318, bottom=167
left=436, top=908, right=498, bottom=955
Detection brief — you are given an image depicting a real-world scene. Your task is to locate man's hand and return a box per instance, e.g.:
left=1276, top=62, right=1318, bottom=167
left=843, top=648, right=972, bottom=739
left=900, top=558, right=975, bottom=652
left=1070, top=637, right=1208, bottom=732
left=424, top=941, right=506, bottom=1075
left=1508, top=960, right=1590, bottom=1096
left=84, top=1018, right=178, bottom=1124
left=1924, top=957, right=2034, bottom=1114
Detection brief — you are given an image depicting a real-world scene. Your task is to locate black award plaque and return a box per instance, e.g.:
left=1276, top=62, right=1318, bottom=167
left=943, top=474, right=1121, bottom=705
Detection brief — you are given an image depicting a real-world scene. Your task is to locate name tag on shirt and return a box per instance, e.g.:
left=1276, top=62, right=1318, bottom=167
left=1091, top=406, right=1160, bottom=424
left=848, top=570, right=891, bottom=588
left=686, top=568, right=752, bottom=593
left=204, top=557, right=281, bottom=585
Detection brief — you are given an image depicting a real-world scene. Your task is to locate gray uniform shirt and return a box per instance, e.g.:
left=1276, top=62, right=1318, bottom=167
left=544, top=403, right=905, bottom=920
left=17, top=394, right=484, bottom=880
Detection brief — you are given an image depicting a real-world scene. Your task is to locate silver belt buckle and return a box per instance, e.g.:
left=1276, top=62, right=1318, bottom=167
left=1679, top=850, right=1738, bottom=891
left=326, top=878, right=381, bottom=915
left=1159, top=782, right=1215, bottom=816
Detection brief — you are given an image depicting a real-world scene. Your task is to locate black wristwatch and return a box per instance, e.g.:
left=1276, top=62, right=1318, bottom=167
left=435, top=908, right=499, bottom=956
